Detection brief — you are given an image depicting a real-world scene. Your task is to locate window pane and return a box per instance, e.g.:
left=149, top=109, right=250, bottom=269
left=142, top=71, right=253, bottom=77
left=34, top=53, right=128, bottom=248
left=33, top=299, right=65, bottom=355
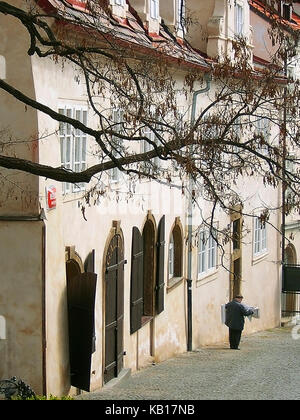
left=208, top=232, right=216, bottom=269
left=198, top=231, right=206, bottom=274
left=177, top=0, right=185, bottom=30
left=262, top=225, right=267, bottom=250
left=150, top=0, right=158, bottom=19
left=75, top=137, right=80, bottom=163
left=66, top=108, right=72, bottom=134
left=82, top=137, right=86, bottom=162
left=254, top=217, right=267, bottom=255
left=82, top=110, right=87, bottom=126
left=75, top=110, right=81, bottom=135
left=58, top=109, right=65, bottom=135
left=235, top=4, right=243, bottom=35
left=169, top=235, right=174, bottom=278
left=60, top=139, right=64, bottom=165
left=66, top=138, right=71, bottom=164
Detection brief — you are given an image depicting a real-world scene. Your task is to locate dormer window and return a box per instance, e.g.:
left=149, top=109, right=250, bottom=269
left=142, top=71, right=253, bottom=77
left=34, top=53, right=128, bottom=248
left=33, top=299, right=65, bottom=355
left=279, top=1, right=292, bottom=21
left=109, top=0, right=128, bottom=18
left=177, top=0, right=185, bottom=33
left=150, top=0, right=159, bottom=20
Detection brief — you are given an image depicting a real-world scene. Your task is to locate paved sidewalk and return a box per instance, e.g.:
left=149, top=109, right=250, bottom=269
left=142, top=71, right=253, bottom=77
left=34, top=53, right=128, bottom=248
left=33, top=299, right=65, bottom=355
left=76, top=326, right=300, bottom=400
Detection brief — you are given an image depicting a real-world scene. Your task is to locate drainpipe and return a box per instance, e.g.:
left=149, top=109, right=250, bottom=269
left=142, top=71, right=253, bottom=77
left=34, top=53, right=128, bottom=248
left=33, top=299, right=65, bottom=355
left=280, top=57, right=288, bottom=323
left=187, top=73, right=211, bottom=351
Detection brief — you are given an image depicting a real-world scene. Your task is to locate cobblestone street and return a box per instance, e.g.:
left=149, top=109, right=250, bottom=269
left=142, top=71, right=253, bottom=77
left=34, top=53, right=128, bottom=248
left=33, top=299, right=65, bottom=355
left=76, top=326, right=300, bottom=401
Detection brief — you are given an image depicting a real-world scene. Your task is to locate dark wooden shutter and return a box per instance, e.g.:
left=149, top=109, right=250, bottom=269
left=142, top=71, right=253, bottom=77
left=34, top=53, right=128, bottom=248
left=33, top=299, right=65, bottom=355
left=156, top=215, right=165, bottom=315
left=130, top=226, right=143, bottom=334
left=67, top=272, right=97, bottom=392
left=84, top=249, right=96, bottom=352
left=84, top=249, right=95, bottom=273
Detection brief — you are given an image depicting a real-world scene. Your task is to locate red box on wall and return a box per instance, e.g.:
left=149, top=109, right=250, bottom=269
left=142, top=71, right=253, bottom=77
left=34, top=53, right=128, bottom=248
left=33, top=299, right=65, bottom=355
left=46, top=186, right=56, bottom=210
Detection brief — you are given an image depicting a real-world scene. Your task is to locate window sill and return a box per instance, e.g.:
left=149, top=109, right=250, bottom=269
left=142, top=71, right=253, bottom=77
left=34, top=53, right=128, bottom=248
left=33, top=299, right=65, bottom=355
left=167, top=276, right=184, bottom=293
left=252, top=251, right=269, bottom=265
left=196, top=269, right=218, bottom=287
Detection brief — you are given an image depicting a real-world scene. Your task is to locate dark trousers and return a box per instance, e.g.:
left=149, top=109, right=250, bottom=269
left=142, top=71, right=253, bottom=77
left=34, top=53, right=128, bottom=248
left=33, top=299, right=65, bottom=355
left=229, top=328, right=242, bottom=349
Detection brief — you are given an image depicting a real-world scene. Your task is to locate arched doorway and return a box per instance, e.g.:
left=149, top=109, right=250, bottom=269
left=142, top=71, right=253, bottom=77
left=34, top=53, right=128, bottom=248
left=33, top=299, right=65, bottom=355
left=283, top=244, right=297, bottom=315
left=104, top=224, right=125, bottom=384
left=66, top=248, right=97, bottom=392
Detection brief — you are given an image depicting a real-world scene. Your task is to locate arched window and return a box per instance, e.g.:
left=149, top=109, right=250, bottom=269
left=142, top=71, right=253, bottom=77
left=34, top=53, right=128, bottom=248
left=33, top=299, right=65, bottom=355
left=168, top=218, right=183, bottom=281
left=130, top=213, right=165, bottom=334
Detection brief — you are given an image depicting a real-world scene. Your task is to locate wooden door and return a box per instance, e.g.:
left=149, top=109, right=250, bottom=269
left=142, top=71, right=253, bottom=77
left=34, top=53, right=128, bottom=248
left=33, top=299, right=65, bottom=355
left=67, top=272, right=97, bottom=392
left=104, top=234, right=125, bottom=384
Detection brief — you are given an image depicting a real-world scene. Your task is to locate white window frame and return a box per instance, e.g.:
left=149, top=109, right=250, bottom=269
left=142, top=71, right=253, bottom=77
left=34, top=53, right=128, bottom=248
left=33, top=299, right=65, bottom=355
left=59, top=106, right=87, bottom=194
left=253, top=217, right=267, bottom=257
left=234, top=2, right=244, bottom=37
left=197, top=228, right=217, bottom=278
left=150, top=0, right=159, bottom=20
left=115, top=0, right=125, bottom=5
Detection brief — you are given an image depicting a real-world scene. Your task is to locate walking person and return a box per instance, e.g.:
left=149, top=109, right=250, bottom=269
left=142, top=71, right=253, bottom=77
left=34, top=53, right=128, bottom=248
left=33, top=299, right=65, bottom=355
left=225, top=295, right=254, bottom=350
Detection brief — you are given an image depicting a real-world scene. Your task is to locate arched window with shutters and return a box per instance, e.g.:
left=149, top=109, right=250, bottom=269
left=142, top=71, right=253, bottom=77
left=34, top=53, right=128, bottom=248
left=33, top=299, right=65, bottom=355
left=130, top=214, right=165, bottom=334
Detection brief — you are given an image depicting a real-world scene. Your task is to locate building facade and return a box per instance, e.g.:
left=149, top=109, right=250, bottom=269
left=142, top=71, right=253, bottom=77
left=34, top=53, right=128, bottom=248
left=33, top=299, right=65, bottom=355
left=0, top=0, right=299, bottom=397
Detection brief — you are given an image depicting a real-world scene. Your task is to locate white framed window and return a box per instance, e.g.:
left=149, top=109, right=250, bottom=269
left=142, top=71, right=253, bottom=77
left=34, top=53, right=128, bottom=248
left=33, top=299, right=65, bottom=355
left=115, top=0, right=125, bottom=5
left=110, top=108, right=124, bottom=183
left=253, top=217, right=267, bottom=256
left=59, top=106, right=87, bottom=194
left=234, top=3, right=244, bottom=36
left=197, top=228, right=217, bottom=278
left=150, top=0, right=159, bottom=20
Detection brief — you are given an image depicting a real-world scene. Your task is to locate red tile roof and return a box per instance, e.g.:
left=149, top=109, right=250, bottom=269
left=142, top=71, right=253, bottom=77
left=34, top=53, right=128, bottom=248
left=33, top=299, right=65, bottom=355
left=37, top=0, right=210, bottom=71
left=249, top=0, right=300, bottom=31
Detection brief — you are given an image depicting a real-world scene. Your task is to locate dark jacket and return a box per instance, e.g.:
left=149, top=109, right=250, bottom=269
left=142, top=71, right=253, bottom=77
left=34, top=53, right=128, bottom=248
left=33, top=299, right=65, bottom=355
left=225, top=300, right=254, bottom=331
